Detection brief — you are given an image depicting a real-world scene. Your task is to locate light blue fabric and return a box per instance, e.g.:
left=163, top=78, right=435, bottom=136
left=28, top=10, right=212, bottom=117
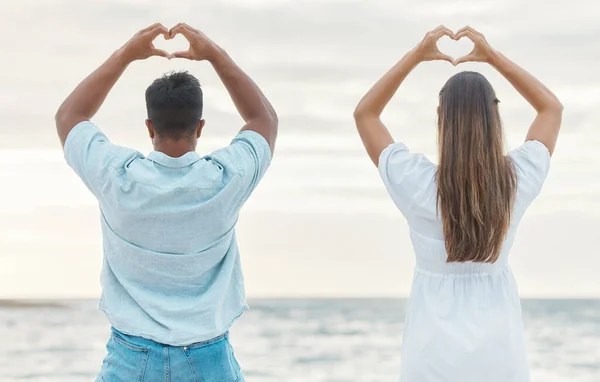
left=64, top=121, right=271, bottom=346
left=96, top=327, right=244, bottom=382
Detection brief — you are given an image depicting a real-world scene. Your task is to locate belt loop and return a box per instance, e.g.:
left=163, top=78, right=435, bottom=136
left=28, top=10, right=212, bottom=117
left=164, top=346, right=170, bottom=382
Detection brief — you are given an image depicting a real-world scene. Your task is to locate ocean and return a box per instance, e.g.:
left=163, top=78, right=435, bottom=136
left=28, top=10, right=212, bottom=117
left=1, top=299, right=599, bottom=381
left=0, top=0, right=599, bottom=381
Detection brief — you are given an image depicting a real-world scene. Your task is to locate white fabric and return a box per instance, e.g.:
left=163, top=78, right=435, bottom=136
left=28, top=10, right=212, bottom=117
left=378, top=140, right=551, bottom=382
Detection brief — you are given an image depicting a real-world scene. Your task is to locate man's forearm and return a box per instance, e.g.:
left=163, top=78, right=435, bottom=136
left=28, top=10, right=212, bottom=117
left=209, top=46, right=277, bottom=124
left=55, top=48, right=130, bottom=146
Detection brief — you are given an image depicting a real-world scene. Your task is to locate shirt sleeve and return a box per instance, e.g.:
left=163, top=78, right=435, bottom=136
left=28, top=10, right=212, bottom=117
left=63, top=121, right=124, bottom=198
left=378, top=142, right=435, bottom=219
left=207, top=130, right=272, bottom=204
left=508, top=139, right=551, bottom=209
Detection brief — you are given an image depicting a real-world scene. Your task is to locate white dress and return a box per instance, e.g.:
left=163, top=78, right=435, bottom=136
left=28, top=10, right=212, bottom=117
left=378, top=140, right=551, bottom=382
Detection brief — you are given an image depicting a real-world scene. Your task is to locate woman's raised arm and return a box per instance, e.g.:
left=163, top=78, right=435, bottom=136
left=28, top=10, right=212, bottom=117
left=353, top=25, right=454, bottom=166
left=453, top=26, right=563, bottom=155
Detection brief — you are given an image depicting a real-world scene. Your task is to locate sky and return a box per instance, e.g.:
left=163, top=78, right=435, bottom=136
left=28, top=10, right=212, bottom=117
left=0, top=0, right=599, bottom=298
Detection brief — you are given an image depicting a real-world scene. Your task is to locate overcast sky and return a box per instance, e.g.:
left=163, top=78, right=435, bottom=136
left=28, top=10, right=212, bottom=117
left=0, top=0, right=598, bottom=298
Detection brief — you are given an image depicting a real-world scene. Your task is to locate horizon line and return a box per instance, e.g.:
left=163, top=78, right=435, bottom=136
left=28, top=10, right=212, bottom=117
left=2, top=295, right=600, bottom=303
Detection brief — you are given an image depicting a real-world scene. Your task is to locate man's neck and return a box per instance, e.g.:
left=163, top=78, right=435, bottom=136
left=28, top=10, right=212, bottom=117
left=153, top=139, right=196, bottom=158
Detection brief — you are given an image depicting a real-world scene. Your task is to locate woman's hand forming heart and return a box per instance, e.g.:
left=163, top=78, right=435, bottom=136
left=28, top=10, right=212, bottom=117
left=412, top=25, right=455, bottom=64
left=452, top=26, right=497, bottom=66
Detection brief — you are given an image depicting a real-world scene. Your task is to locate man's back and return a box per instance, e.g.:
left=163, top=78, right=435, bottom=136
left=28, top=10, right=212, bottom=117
left=55, top=23, right=277, bottom=379
left=65, top=121, right=272, bottom=345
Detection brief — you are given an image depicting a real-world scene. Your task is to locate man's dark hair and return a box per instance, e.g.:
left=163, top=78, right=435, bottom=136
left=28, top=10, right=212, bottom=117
left=145, top=71, right=203, bottom=140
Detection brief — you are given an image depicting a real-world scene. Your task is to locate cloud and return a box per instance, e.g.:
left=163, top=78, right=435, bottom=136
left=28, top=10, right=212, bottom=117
left=0, top=204, right=597, bottom=298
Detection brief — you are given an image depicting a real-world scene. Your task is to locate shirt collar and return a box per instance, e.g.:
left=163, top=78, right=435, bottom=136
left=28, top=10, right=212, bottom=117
left=147, top=151, right=202, bottom=168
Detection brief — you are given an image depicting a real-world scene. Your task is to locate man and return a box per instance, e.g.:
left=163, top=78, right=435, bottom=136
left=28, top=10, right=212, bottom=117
left=55, top=23, right=277, bottom=381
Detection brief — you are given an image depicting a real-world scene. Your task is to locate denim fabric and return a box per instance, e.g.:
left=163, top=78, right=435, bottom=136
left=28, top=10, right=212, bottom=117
left=97, top=328, right=244, bottom=382
left=64, top=121, right=272, bottom=345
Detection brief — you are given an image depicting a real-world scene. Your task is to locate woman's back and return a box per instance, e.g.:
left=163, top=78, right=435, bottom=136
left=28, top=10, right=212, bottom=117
left=378, top=139, right=550, bottom=382
left=353, top=25, right=562, bottom=382
left=379, top=139, right=550, bottom=272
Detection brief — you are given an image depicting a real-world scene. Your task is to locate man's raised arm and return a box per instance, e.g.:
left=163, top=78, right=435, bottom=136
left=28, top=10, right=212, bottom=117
left=170, top=24, right=278, bottom=154
left=55, top=23, right=170, bottom=147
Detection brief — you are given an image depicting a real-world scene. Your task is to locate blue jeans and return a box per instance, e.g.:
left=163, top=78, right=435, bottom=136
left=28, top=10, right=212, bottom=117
left=97, top=328, right=244, bottom=382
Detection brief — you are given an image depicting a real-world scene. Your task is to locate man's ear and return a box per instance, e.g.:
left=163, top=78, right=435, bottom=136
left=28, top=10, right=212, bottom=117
left=145, top=119, right=155, bottom=139
left=196, top=119, right=206, bottom=138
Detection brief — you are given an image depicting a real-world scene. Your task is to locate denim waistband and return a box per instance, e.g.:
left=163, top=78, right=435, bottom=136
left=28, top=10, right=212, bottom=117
left=111, top=326, right=229, bottom=348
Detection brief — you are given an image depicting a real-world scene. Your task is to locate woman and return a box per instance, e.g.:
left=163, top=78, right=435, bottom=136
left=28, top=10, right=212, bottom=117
left=353, top=26, right=562, bottom=381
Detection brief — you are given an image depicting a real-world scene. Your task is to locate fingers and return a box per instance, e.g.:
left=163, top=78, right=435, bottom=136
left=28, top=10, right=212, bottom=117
left=143, top=23, right=164, bottom=32
left=171, top=22, right=193, bottom=30
left=152, top=48, right=171, bottom=59
left=431, top=27, right=455, bottom=41
left=455, top=30, right=480, bottom=43
left=147, top=24, right=169, bottom=39
left=453, top=53, right=475, bottom=66
left=142, top=23, right=168, bottom=35
left=455, top=26, right=483, bottom=36
left=437, top=53, right=454, bottom=64
left=429, top=26, right=454, bottom=63
left=454, top=26, right=483, bottom=41
left=169, top=23, right=196, bottom=39
left=171, top=50, right=193, bottom=59
left=427, top=25, right=454, bottom=39
left=429, top=25, right=449, bottom=34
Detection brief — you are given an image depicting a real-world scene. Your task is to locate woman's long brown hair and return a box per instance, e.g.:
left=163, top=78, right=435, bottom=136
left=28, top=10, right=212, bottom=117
left=436, top=71, right=517, bottom=263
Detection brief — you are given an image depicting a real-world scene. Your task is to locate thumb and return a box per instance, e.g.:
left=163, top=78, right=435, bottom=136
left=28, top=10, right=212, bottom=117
left=437, top=53, right=454, bottom=64
left=171, top=50, right=193, bottom=59
left=453, top=54, right=473, bottom=66
left=152, top=49, right=171, bottom=59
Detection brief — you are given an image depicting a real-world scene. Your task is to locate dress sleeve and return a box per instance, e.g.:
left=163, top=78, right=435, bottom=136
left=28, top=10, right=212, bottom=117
left=378, top=142, right=435, bottom=219
left=509, top=139, right=551, bottom=209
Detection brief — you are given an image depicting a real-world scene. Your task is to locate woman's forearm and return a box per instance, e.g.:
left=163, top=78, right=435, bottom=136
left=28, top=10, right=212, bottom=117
left=450, top=27, right=562, bottom=153
left=489, top=51, right=563, bottom=113
left=353, top=26, right=454, bottom=166
left=353, top=50, right=420, bottom=166
left=354, top=49, right=420, bottom=119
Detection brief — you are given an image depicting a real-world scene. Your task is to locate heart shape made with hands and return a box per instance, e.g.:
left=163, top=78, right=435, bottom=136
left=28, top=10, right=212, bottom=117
left=153, top=32, right=191, bottom=56
left=437, top=35, right=474, bottom=63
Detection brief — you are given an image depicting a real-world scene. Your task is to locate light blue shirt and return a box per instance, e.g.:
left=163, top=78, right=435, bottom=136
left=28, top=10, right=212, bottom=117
left=64, top=121, right=271, bottom=346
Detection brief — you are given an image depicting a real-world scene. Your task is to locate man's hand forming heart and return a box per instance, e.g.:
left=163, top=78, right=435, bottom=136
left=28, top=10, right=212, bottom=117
left=120, top=23, right=171, bottom=63
left=168, top=23, right=219, bottom=61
